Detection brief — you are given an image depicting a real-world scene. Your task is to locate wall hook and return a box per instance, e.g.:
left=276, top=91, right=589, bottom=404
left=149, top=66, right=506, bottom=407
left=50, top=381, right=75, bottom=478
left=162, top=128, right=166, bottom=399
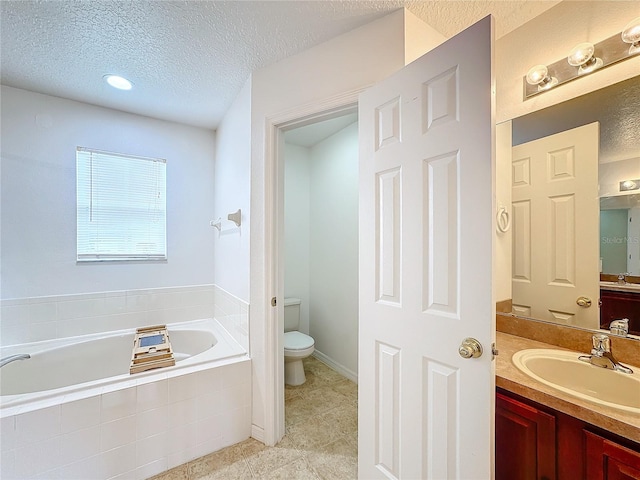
left=228, top=209, right=241, bottom=227
left=210, top=218, right=222, bottom=231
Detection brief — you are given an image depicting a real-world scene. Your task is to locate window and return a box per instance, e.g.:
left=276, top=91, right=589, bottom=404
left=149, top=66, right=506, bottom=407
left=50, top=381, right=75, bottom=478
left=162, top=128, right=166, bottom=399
left=76, top=147, right=167, bottom=262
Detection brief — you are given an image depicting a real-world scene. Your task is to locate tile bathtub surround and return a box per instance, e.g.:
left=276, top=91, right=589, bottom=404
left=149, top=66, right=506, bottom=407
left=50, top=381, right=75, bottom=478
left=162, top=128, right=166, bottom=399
left=213, top=286, right=249, bottom=353
left=0, top=284, right=226, bottom=346
left=150, top=356, right=358, bottom=480
left=497, top=313, right=640, bottom=367
left=0, top=359, right=252, bottom=480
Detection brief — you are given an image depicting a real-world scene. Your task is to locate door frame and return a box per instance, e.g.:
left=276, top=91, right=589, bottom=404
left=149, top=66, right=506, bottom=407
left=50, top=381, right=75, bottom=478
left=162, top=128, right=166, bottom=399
left=262, top=57, right=499, bottom=451
left=263, top=87, right=364, bottom=445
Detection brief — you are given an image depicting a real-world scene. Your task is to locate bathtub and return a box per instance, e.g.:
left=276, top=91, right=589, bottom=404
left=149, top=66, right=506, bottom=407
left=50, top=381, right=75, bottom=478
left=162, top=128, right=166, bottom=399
left=0, top=318, right=252, bottom=480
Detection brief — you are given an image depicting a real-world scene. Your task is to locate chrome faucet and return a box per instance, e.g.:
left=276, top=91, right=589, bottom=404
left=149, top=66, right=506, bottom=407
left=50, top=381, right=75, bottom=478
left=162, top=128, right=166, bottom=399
left=617, top=273, right=629, bottom=284
left=610, top=318, right=629, bottom=337
left=0, top=353, right=30, bottom=368
left=578, top=334, right=633, bottom=374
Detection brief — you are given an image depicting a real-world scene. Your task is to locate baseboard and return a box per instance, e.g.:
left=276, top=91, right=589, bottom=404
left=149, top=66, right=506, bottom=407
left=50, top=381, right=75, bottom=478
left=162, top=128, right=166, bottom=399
left=312, top=350, right=358, bottom=384
left=251, top=424, right=265, bottom=444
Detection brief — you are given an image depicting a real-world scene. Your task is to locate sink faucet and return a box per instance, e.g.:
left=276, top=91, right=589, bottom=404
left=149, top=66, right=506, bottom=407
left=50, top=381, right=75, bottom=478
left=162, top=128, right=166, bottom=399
left=610, top=318, right=629, bottom=337
left=0, top=353, right=30, bottom=368
left=578, top=334, right=633, bottom=374
left=617, top=273, right=629, bottom=284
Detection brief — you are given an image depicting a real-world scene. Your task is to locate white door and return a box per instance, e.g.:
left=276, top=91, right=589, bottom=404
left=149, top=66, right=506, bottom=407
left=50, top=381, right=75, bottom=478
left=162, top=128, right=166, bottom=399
left=511, top=123, right=600, bottom=329
left=359, top=17, right=495, bottom=480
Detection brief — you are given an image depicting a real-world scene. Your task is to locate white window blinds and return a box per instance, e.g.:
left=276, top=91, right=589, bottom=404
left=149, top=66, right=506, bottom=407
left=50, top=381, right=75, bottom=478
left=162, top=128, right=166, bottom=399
left=76, top=147, right=167, bottom=262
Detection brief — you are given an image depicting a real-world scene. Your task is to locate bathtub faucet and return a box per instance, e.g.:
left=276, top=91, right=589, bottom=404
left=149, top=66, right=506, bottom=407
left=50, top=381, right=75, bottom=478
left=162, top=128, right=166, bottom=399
left=0, top=353, right=31, bottom=368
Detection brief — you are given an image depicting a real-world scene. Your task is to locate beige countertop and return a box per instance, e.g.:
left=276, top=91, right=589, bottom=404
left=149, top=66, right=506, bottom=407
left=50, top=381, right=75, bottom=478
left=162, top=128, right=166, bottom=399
left=600, top=281, right=640, bottom=293
left=496, top=332, right=640, bottom=444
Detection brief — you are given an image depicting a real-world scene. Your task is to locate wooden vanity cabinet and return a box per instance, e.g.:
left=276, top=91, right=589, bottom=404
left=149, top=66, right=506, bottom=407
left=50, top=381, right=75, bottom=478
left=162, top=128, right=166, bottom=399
left=585, top=431, right=640, bottom=480
left=496, top=389, right=640, bottom=480
left=496, top=392, right=556, bottom=480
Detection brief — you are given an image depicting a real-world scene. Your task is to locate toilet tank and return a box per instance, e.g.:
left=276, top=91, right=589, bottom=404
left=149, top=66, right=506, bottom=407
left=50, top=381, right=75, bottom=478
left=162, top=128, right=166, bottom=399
left=284, top=298, right=301, bottom=332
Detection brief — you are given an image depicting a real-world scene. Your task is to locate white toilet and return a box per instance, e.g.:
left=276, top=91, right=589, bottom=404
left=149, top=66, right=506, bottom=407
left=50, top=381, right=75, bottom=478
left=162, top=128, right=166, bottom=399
left=284, top=298, right=315, bottom=386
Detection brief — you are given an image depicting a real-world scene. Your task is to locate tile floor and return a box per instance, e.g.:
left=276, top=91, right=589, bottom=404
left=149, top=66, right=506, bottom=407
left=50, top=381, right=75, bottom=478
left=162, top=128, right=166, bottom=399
left=150, top=356, right=358, bottom=480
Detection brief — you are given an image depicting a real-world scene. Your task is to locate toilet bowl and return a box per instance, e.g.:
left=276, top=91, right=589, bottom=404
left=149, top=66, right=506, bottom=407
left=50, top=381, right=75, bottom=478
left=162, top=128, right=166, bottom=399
left=284, top=298, right=315, bottom=386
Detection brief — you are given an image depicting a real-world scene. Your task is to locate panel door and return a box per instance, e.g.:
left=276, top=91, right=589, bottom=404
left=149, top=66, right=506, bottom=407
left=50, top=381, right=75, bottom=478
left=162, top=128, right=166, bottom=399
left=585, top=431, right=640, bottom=480
left=358, top=16, right=495, bottom=479
left=511, top=123, right=599, bottom=328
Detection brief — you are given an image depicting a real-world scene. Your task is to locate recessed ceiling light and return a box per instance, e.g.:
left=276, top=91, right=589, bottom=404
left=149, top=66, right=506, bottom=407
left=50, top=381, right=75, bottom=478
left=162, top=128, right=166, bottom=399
left=103, top=74, right=133, bottom=90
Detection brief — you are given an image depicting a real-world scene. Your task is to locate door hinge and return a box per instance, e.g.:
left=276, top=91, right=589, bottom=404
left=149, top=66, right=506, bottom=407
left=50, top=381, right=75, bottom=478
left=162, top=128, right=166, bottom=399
left=271, top=297, right=277, bottom=307
left=492, top=343, right=499, bottom=360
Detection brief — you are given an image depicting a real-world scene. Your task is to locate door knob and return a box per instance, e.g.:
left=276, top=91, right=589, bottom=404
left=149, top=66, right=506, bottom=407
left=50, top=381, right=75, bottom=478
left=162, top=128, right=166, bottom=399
left=576, top=296, right=592, bottom=308
left=459, top=338, right=483, bottom=359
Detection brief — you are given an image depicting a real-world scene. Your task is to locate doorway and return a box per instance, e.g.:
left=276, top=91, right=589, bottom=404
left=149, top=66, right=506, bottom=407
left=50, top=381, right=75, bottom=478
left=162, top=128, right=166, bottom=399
left=279, top=109, right=360, bottom=475
left=282, top=111, right=359, bottom=382
left=268, top=104, right=360, bottom=450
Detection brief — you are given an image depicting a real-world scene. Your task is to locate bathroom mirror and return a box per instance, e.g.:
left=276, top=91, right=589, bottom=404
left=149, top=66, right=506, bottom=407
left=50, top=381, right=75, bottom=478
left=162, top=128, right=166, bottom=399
left=507, top=74, right=640, bottom=337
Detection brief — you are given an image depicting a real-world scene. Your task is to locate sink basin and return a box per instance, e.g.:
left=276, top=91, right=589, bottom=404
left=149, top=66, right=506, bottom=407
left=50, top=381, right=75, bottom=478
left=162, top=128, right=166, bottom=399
left=512, top=349, right=640, bottom=414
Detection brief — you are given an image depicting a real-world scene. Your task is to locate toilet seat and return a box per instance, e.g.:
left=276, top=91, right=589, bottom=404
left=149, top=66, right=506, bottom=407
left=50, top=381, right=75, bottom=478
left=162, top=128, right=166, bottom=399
left=284, top=331, right=314, bottom=350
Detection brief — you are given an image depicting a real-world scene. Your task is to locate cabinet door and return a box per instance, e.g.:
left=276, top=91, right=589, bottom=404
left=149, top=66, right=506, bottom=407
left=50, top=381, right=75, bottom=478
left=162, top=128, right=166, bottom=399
left=585, top=430, right=640, bottom=480
left=496, top=392, right=556, bottom=480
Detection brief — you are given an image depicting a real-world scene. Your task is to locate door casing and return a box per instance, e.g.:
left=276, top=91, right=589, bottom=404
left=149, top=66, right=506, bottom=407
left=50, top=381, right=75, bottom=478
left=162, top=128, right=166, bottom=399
left=263, top=89, right=363, bottom=445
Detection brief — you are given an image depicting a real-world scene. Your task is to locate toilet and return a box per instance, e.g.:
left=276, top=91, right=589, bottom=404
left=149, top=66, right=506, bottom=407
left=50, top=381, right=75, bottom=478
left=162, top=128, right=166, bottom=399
left=284, top=298, right=315, bottom=386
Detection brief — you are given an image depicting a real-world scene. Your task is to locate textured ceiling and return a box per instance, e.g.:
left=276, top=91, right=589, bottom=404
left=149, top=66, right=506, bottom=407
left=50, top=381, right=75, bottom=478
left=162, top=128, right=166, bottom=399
left=0, top=1, right=560, bottom=129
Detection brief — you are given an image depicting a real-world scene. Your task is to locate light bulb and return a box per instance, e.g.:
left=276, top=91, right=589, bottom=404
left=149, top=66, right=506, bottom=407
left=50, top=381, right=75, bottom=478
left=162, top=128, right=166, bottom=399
left=567, top=43, right=603, bottom=75
left=620, top=179, right=640, bottom=192
left=525, top=65, right=557, bottom=91
left=622, top=17, right=640, bottom=55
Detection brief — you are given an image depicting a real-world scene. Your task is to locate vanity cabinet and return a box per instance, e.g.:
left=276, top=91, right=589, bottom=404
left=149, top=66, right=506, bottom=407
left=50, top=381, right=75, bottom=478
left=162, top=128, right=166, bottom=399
left=496, top=392, right=556, bottom=479
left=599, top=289, right=640, bottom=336
left=585, top=431, right=640, bottom=480
left=496, top=389, right=640, bottom=480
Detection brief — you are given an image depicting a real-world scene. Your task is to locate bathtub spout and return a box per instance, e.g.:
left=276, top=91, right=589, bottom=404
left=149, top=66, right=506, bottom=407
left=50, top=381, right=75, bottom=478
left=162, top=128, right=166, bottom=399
left=0, top=353, right=31, bottom=368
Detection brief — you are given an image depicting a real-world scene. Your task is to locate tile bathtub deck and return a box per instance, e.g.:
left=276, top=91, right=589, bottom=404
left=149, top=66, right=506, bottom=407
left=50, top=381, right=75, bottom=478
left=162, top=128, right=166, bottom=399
left=150, top=356, right=358, bottom=480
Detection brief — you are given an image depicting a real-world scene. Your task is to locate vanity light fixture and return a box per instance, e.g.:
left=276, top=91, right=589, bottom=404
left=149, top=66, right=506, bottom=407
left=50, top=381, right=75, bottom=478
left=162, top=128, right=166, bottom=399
left=619, top=179, right=640, bottom=192
left=524, top=16, right=640, bottom=99
left=103, top=74, right=133, bottom=91
left=567, top=42, right=603, bottom=75
left=621, top=17, right=640, bottom=55
left=525, top=64, right=558, bottom=91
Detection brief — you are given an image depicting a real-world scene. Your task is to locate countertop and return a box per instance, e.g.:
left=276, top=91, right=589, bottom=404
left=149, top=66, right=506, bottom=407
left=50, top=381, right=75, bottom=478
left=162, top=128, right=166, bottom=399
left=600, top=281, right=640, bottom=293
left=496, top=332, right=640, bottom=444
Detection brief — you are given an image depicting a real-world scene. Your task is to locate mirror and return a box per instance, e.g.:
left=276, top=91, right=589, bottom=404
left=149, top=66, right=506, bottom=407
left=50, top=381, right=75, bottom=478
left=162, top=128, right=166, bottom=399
left=507, top=75, right=640, bottom=337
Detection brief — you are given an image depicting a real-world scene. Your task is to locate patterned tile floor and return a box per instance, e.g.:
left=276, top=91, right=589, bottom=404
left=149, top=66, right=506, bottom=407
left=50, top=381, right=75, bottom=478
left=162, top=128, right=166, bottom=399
left=151, top=356, right=358, bottom=480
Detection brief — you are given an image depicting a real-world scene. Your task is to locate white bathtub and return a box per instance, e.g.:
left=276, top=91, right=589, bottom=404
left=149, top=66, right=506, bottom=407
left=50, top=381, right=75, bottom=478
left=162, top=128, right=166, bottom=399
left=0, top=318, right=252, bottom=480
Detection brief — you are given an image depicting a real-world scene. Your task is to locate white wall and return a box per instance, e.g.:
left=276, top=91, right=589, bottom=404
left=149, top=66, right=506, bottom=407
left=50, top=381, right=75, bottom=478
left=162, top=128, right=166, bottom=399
left=496, top=1, right=640, bottom=123
left=0, top=86, right=216, bottom=299
left=213, top=79, right=252, bottom=302
left=599, top=157, right=640, bottom=198
left=283, top=143, right=311, bottom=335
left=249, top=9, right=444, bottom=440
left=309, top=122, right=359, bottom=377
left=495, top=121, right=512, bottom=303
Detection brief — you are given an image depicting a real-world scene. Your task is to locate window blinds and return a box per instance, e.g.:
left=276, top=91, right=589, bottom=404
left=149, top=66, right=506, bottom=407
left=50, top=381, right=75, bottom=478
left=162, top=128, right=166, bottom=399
left=76, top=147, right=167, bottom=261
